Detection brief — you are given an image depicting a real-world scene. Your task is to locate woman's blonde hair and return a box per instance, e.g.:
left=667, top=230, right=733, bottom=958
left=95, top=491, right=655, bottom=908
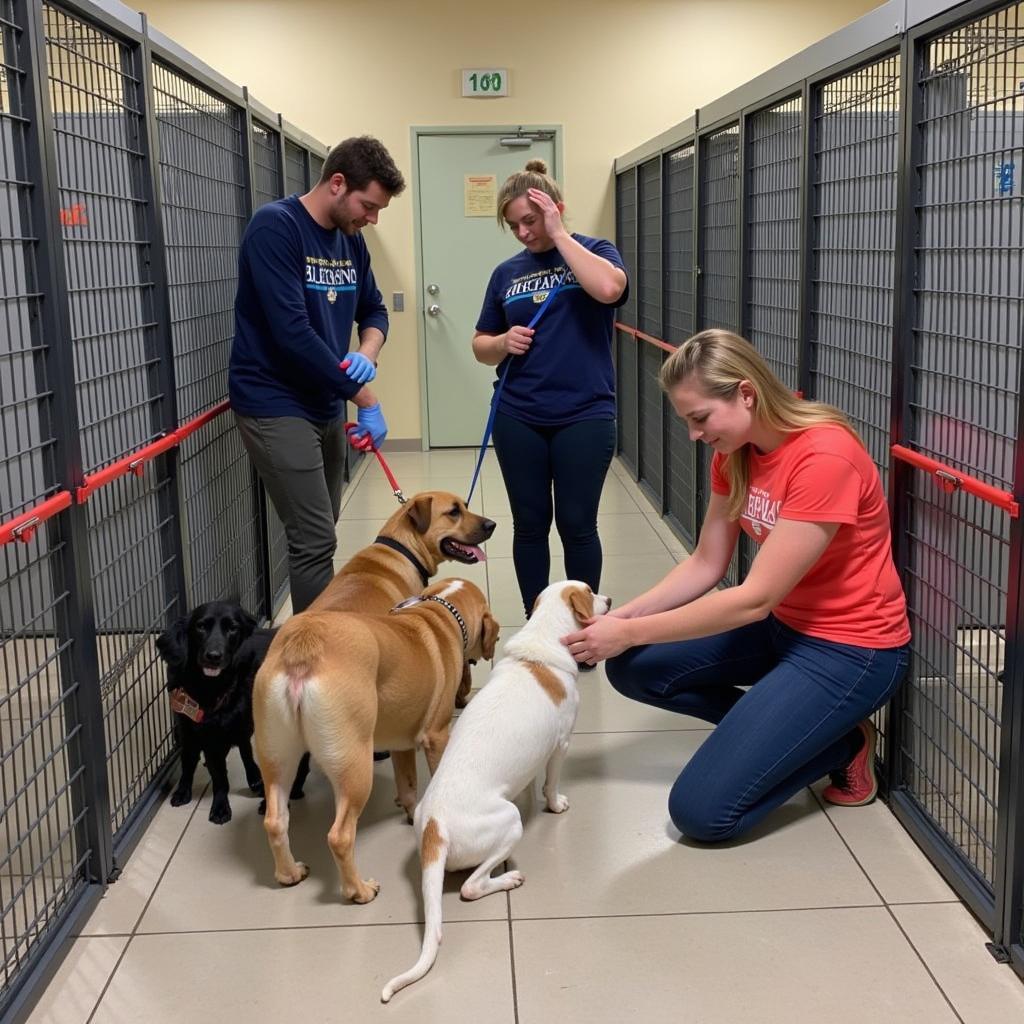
left=659, top=329, right=861, bottom=520
left=496, top=158, right=563, bottom=226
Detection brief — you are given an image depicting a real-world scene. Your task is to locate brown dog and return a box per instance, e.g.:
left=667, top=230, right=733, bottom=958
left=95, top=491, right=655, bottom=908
left=281, top=491, right=495, bottom=806
left=253, top=578, right=500, bottom=904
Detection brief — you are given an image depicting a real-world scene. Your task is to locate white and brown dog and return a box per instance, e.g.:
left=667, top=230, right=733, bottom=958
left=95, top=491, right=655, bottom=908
left=381, top=580, right=610, bottom=1002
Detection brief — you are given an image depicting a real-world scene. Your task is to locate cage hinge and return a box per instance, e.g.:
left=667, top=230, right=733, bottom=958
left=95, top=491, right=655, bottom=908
left=985, top=942, right=1011, bottom=964
left=106, top=865, right=123, bottom=884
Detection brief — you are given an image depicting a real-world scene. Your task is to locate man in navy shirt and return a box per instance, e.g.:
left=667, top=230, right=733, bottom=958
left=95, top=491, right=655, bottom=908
left=231, top=136, right=405, bottom=612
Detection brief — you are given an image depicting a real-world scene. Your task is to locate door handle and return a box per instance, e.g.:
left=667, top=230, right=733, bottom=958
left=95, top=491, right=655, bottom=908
left=427, top=303, right=442, bottom=317
left=427, top=283, right=440, bottom=295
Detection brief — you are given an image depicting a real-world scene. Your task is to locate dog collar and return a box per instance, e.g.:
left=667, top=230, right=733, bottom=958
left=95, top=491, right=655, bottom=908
left=374, top=536, right=430, bottom=587
left=390, top=595, right=468, bottom=650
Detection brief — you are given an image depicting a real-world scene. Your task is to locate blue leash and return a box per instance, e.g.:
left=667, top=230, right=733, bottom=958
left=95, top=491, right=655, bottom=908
left=466, top=273, right=566, bottom=504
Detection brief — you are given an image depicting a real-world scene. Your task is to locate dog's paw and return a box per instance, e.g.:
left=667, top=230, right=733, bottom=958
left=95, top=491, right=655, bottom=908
left=348, top=877, right=381, bottom=904
left=248, top=777, right=265, bottom=796
left=276, top=862, right=309, bottom=887
left=503, top=870, right=525, bottom=889
left=209, top=799, right=232, bottom=825
left=169, top=787, right=192, bottom=807
left=545, top=793, right=570, bottom=814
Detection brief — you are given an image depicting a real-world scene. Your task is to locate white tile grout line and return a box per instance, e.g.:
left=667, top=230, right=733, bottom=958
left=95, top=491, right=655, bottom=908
left=84, top=782, right=211, bottom=1024
left=811, top=786, right=967, bottom=1024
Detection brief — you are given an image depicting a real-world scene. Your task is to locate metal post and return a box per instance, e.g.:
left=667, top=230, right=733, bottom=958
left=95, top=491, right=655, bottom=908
left=241, top=86, right=275, bottom=622
left=22, top=0, right=114, bottom=885
left=737, top=114, right=749, bottom=338
left=883, top=32, right=919, bottom=796
left=797, top=78, right=814, bottom=400
left=136, top=14, right=191, bottom=621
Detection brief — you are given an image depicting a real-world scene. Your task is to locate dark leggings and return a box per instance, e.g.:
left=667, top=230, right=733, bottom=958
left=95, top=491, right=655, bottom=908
left=491, top=413, right=616, bottom=616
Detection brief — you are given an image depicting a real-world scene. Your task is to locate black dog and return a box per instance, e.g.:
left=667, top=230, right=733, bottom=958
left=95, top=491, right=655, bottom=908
left=156, top=601, right=309, bottom=824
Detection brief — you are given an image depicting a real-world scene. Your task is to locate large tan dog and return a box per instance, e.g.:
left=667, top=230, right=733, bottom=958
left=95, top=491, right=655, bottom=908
left=253, top=578, right=500, bottom=904
left=280, top=491, right=495, bottom=805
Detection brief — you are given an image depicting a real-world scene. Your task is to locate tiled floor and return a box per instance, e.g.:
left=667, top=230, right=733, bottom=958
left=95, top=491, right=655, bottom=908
left=26, top=451, right=1024, bottom=1023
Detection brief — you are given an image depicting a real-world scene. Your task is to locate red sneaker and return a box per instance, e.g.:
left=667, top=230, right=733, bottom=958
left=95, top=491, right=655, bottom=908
left=823, top=720, right=878, bottom=806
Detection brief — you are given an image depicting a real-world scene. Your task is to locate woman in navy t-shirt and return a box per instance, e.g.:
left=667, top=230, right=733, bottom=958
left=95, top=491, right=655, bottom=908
left=473, top=159, right=629, bottom=620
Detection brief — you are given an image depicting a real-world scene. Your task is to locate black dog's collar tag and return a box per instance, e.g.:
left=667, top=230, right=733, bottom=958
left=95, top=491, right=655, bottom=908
left=390, top=597, right=424, bottom=612
left=170, top=688, right=204, bottom=723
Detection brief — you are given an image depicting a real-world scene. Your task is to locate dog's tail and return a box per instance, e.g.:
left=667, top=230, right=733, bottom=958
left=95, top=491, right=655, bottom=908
left=381, top=816, right=448, bottom=1002
left=276, top=622, right=325, bottom=713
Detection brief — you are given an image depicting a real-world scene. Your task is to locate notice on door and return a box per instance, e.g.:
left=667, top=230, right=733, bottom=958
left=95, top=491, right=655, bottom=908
left=464, top=174, right=497, bottom=217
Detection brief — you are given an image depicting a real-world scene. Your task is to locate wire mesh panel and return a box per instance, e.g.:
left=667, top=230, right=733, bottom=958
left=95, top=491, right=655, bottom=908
left=810, top=55, right=901, bottom=485
left=250, top=118, right=280, bottom=208
left=665, top=413, right=696, bottom=546
left=616, top=332, right=638, bottom=476
left=615, top=169, right=638, bottom=473
left=43, top=4, right=177, bottom=839
left=638, top=344, right=665, bottom=507
left=308, top=150, right=323, bottom=184
left=897, top=4, right=1024, bottom=893
left=746, top=96, right=802, bottom=390
left=637, top=157, right=661, bottom=337
left=0, top=2, right=90, bottom=999
left=698, top=124, right=740, bottom=333
left=663, top=143, right=697, bottom=545
left=152, top=63, right=263, bottom=611
left=665, top=143, right=695, bottom=342
left=637, top=158, right=663, bottom=500
left=284, top=137, right=306, bottom=194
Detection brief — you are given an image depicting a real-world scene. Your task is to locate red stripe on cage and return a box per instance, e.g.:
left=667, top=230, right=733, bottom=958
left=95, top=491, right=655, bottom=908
left=891, top=444, right=1020, bottom=519
left=1, top=401, right=234, bottom=544
left=614, top=322, right=677, bottom=354
left=0, top=491, right=74, bottom=545
left=173, top=399, right=231, bottom=444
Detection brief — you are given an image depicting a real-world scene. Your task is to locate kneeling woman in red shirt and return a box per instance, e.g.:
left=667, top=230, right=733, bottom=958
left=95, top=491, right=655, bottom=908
left=562, top=329, right=910, bottom=841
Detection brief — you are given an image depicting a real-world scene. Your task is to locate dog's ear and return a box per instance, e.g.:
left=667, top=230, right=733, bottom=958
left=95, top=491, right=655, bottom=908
left=155, top=616, right=190, bottom=676
left=236, top=607, right=258, bottom=639
left=481, top=611, right=500, bottom=661
left=405, top=494, right=433, bottom=534
left=567, top=586, right=595, bottom=625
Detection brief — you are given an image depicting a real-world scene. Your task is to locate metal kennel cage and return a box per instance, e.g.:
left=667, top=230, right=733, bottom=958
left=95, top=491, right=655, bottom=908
left=0, top=1, right=332, bottom=1017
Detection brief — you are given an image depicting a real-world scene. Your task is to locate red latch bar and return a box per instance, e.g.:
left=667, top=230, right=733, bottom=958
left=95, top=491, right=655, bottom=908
left=0, top=491, right=73, bottom=545
left=76, top=433, right=180, bottom=503
left=0, top=402, right=234, bottom=545
left=891, top=444, right=1020, bottom=518
left=614, top=322, right=678, bottom=355
left=173, top=399, right=231, bottom=444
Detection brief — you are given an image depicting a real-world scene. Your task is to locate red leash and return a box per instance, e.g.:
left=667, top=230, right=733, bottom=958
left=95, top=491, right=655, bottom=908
left=340, top=360, right=406, bottom=505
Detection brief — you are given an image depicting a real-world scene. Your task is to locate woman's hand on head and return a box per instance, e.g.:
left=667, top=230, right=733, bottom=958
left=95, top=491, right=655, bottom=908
left=561, top=615, right=635, bottom=665
left=527, top=188, right=566, bottom=240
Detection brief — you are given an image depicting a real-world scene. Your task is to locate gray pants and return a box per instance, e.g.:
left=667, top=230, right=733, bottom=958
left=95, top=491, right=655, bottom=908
left=235, top=413, right=346, bottom=613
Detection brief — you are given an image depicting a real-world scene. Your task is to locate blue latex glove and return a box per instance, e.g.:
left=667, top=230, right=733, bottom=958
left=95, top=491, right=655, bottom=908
left=340, top=351, right=377, bottom=385
left=346, top=403, right=387, bottom=450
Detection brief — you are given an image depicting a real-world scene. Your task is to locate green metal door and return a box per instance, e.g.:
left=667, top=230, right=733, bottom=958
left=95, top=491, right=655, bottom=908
left=417, top=129, right=557, bottom=447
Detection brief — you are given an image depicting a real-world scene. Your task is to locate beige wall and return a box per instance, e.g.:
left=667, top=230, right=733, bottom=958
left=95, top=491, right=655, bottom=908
left=142, top=0, right=883, bottom=441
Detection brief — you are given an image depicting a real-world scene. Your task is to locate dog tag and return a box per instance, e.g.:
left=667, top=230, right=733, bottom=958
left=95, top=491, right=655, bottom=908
left=390, top=597, right=424, bottom=612
left=170, top=688, right=205, bottom=723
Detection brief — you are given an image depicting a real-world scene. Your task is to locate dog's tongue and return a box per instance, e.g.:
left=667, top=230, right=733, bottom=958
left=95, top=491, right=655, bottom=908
left=202, top=666, right=222, bottom=678
left=467, top=545, right=487, bottom=563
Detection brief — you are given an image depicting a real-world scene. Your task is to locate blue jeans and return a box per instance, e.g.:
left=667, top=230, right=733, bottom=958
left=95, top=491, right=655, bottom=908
left=492, top=413, right=616, bottom=616
left=605, top=616, right=910, bottom=842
